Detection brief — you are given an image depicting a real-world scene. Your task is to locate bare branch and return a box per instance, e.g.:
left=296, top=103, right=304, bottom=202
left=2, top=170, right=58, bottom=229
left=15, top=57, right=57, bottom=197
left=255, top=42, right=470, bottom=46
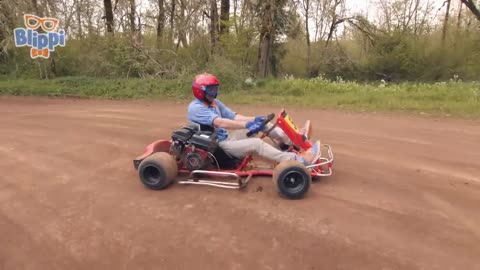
left=459, top=0, right=480, bottom=21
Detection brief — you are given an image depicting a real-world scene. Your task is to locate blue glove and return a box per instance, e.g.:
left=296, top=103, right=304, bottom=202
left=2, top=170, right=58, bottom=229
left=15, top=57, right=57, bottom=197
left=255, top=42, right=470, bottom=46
left=254, top=116, right=266, bottom=123
left=245, top=121, right=264, bottom=134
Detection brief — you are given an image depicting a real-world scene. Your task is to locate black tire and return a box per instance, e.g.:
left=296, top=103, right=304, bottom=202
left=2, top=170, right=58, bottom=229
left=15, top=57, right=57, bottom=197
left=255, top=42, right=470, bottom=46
left=138, top=152, right=178, bottom=190
left=272, top=160, right=311, bottom=199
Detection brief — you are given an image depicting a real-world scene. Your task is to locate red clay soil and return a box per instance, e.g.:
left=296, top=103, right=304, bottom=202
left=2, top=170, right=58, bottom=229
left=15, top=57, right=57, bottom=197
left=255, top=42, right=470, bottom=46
left=1, top=96, right=479, bottom=270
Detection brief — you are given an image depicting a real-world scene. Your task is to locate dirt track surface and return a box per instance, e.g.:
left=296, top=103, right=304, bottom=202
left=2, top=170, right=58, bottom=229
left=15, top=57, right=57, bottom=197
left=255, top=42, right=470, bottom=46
left=1, top=96, right=480, bottom=270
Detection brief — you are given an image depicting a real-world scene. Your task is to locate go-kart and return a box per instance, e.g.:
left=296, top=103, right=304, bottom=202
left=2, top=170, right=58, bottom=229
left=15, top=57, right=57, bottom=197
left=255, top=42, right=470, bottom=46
left=133, top=109, right=334, bottom=199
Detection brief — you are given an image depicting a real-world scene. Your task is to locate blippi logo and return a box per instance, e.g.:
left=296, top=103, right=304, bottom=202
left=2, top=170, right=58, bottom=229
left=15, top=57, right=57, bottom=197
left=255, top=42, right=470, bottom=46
left=14, top=14, right=66, bottom=59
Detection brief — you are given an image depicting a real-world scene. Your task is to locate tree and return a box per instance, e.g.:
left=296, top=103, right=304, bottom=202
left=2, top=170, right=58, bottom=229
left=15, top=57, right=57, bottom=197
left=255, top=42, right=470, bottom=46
left=169, top=0, right=176, bottom=43
left=300, top=0, right=312, bottom=75
left=442, top=0, right=451, bottom=46
left=210, top=0, right=219, bottom=54
left=220, top=0, right=229, bottom=35
left=256, top=0, right=274, bottom=78
left=256, top=0, right=289, bottom=78
left=104, top=0, right=114, bottom=34
left=157, top=0, right=165, bottom=45
left=130, top=0, right=136, bottom=33
left=75, top=0, right=83, bottom=39
left=325, top=0, right=346, bottom=47
left=177, top=0, right=188, bottom=48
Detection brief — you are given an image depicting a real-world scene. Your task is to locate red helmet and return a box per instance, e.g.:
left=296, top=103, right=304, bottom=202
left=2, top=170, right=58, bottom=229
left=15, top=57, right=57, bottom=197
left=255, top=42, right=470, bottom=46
left=192, top=73, right=219, bottom=101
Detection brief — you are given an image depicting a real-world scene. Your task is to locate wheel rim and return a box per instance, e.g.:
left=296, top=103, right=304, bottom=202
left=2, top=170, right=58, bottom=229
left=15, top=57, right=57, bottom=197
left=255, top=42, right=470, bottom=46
left=282, top=171, right=306, bottom=193
left=143, top=165, right=162, bottom=185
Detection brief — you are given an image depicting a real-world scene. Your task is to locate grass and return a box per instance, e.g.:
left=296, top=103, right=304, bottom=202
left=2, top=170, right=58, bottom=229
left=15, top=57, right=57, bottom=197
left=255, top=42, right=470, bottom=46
left=223, top=79, right=480, bottom=117
left=0, top=76, right=479, bottom=118
left=0, top=76, right=193, bottom=99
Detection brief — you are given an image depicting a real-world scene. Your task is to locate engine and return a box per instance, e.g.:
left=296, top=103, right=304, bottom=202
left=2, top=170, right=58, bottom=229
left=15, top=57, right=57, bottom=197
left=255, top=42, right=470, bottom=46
left=184, top=148, right=210, bottom=170
left=170, top=126, right=219, bottom=170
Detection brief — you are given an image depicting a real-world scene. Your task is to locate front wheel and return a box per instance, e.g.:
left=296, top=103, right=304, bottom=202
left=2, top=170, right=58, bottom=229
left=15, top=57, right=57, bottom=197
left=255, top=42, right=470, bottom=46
left=272, top=160, right=311, bottom=199
left=138, top=152, right=178, bottom=190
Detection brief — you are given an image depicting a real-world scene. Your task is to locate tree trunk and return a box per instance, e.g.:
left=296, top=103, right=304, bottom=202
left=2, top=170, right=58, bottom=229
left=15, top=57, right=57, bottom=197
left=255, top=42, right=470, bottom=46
left=303, top=0, right=311, bottom=76
left=210, top=0, right=219, bottom=54
left=178, top=0, right=188, bottom=47
left=170, top=0, right=176, bottom=43
left=104, top=0, right=114, bottom=34
left=256, top=1, right=273, bottom=78
left=325, top=0, right=342, bottom=48
left=460, top=0, right=480, bottom=22
left=157, top=0, right=165, bottom=45
left=75, top=0, right=83, bottom=39
left=220, top=0, right=229, bottom=35
left=86, top=0, right=94, bottom=35
left=137, top=10, right=142, bottom=44
left=457, top=2, right=463, bottom=30
left=442, top=0, right=451, bottom=46
left=233, top=0, right=238, bottom=34
left=239, top=0, right=247, bottom=31
left=50, top=57, right=56, bottom=76
left=130, top=0, right=136, bottom=33
left=257, top=32, right=271, bottom=78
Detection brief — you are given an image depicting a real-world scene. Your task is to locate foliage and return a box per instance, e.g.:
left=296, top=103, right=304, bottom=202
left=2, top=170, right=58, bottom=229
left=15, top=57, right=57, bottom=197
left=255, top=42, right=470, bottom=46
left=1, top=76, right=479, bottom=117
left=0, top=0, right=480, bottom=82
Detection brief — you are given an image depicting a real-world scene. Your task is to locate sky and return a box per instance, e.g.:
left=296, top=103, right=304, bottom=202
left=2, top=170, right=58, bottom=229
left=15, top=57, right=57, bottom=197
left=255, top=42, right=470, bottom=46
left=303, top=0, right=456, bottom=41
left=344, top=0, right=454, bottom=20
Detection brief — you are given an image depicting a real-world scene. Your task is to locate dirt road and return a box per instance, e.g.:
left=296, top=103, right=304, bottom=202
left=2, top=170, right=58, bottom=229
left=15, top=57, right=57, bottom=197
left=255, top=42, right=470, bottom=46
left=1, top=96, right=479, bottom=270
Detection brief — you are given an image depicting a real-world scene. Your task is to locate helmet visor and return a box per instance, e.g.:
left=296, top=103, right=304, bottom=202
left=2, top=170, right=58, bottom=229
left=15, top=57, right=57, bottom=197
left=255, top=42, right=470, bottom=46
left=205, top=85, right=219, bottom=98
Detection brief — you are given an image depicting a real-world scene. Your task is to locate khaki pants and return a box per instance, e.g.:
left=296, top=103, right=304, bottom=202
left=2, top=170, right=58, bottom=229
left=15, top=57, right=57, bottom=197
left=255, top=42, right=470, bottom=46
left=218, top=124, right=297, bottom=163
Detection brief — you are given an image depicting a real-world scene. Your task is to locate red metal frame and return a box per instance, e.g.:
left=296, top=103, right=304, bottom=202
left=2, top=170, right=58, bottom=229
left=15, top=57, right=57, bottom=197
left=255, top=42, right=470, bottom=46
left=134, top=108, right=328, bottom=178
left=136, top=140, right=172, bottom=160
left=177, top=155, right=275, bottom=178
left=133, top=139, right=173, bottom=169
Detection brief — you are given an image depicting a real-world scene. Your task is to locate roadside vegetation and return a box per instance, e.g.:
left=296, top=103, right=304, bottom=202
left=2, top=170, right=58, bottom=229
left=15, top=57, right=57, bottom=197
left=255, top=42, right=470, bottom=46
left=1, top=75, right=478, bottom=117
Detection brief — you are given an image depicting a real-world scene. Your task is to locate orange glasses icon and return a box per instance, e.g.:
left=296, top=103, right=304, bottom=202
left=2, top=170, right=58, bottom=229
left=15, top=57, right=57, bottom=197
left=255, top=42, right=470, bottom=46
left=24, top=14, right=59, bottom=31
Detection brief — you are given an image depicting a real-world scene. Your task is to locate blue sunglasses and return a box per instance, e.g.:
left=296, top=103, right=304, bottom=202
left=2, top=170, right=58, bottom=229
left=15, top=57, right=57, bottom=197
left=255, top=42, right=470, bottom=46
left=204, top=85, right=219, bottom=98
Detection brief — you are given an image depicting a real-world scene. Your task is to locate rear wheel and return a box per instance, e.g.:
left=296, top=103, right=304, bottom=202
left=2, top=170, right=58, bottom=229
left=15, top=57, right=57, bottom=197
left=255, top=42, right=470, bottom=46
left=138, top=152, right=178, bottom=190
left=272, top=160, right=311, bottom=199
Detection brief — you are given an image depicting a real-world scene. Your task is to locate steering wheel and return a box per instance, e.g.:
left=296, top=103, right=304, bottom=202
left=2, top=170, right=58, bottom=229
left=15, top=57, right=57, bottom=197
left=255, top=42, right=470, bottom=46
left=246, top=113, right=275, bottom=137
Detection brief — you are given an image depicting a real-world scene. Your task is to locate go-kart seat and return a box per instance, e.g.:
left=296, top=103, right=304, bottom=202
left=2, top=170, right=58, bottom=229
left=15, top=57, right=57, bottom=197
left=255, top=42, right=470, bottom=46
left=187, top=121, right=241, bottom=170
left=211, top=146, right=240, bottom=170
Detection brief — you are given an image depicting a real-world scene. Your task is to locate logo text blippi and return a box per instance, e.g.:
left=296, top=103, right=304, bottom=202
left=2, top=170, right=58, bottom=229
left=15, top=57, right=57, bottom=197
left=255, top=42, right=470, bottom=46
left=14, top=29, right=65, bottom=51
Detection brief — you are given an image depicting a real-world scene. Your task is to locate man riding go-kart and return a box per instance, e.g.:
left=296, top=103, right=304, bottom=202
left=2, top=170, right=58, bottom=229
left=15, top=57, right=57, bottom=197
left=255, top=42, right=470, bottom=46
left=133, top=73, right=334, bottom=199
left=188, top=73, right=321, bottom=167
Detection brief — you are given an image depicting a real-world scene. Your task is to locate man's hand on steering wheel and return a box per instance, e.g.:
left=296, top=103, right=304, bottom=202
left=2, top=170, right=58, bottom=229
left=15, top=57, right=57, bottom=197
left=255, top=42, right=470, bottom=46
left=246, top=113, right=275, bottom=137
left=254, top=115, right=266, bottom=123
left=245, top=121, right=265, bottom=135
